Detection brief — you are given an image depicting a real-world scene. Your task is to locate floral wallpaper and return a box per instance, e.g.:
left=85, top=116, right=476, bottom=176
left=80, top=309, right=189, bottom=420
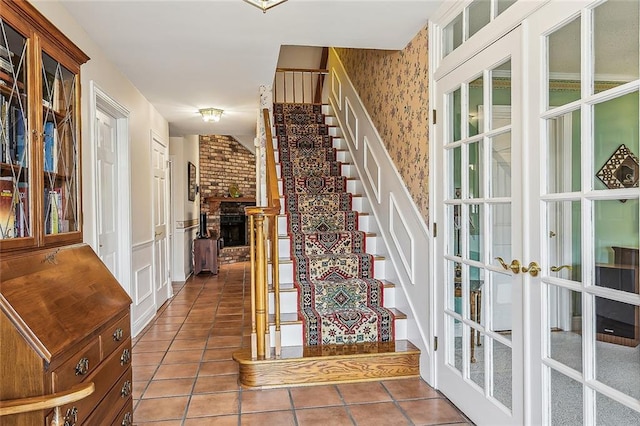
left=335, top=25, right=430, bottom=222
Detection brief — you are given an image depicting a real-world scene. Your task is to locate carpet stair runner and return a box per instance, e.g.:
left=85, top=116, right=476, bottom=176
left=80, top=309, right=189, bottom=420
left=232, top=102, right=420, bottom=387
left=275, top=103, right=395, bottom=346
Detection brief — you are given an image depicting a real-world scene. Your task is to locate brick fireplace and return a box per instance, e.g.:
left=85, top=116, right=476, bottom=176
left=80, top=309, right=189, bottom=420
left=199, top=135, right=256, bottom=264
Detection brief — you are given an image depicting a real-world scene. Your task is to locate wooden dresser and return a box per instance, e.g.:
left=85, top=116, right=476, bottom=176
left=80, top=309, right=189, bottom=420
left=0, top=244, right=133, bottom=425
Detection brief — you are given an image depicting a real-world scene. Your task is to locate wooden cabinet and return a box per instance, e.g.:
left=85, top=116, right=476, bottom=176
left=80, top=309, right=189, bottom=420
left=1, top=244, right=133, bottom=425
left=194, top=238, right=219, bottom=275
left=0, top=0, right=89, bottom=255
left=0, top=4, right=130, bottom=424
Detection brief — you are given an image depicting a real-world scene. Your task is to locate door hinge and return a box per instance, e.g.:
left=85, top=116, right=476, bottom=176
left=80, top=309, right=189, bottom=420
left=433, top=222, right=437, bottom=238
left=432, top=109, right=437, bottom=125
left=434, top=336, right=438, bottom=351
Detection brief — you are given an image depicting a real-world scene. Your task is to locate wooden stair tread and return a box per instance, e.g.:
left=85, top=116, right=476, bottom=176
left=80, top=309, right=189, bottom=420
left=233, top=340, right=420, bottom=388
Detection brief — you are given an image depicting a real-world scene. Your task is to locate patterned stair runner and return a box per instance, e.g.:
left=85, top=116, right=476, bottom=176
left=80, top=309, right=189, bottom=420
left=275, top=103, right=395, bottom=346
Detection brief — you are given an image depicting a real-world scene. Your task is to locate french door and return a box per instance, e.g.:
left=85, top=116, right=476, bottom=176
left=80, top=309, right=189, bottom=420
left=527, top=1, right=640, bottom=424
left=436, top=28, right=524, bottom=425
left=435, top=1, right=640, bottom=425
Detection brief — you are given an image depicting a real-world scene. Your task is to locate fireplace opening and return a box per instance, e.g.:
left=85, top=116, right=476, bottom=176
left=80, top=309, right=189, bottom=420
left=220, top=214, right=247, bottom=247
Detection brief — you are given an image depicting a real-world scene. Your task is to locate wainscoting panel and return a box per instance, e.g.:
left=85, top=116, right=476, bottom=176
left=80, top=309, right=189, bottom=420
left=364, top=136, right=381, bottom=203
left=131, top=241, right=155, bottom=337
left=344, top=97, right=358, bottom=149
left=172, top=220, right=198, bottom=282
left=332, top=71, right=342, bottom=111
left=389, top=193, right=415, bottom=284
left=328, top=48, right=433, bottom=382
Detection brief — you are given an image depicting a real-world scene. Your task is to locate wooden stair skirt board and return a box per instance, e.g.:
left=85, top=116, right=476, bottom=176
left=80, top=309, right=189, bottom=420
left=232, top=340, right=420, bottom=388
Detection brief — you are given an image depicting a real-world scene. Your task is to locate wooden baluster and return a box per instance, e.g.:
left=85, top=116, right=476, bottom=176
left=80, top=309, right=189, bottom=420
left=261, top=214, right=271, bottom=359
left=248, top=214, right=257, bottom=360
left=254, top=213, right=266, bottom=359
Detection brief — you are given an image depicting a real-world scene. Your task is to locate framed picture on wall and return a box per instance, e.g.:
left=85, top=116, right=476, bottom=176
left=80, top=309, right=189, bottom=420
left=188, top=161, right=197, bottom=201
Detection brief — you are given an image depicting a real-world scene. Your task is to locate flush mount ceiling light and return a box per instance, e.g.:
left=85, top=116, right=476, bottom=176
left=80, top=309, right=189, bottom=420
left=199, top=108, right=223, bottom=122
left=243, top=0, right=288, bottom=13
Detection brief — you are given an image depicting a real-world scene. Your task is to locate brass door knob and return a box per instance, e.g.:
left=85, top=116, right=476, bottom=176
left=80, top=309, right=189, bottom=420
left=522, top=261, right=541, bottom=277
left=495, top=257, right=521, bottom=274
left=550, top=264, right=573, bottom=272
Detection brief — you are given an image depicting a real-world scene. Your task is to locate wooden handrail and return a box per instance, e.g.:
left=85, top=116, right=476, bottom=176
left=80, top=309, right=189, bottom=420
left=276, top=67, right=329, bottom=73
left=0, top=382, right=95, bottom=417
left=262, top=108, right=281, bottom=357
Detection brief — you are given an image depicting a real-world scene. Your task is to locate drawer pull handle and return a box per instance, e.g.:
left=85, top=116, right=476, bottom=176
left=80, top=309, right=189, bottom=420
left=74, top=358, right=89, bottom=376
left=121, top=412, right=133, bottom=426
left=113, top=327, right=124, bottom=341
left=120, top=348, right=131, bottom=366
left=120, top=380, right=132, bottom=398
left=63, top=406, right=78, bottom=426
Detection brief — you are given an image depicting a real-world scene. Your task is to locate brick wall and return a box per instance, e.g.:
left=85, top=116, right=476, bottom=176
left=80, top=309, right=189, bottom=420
left=199, top=135, right=256, bottom=260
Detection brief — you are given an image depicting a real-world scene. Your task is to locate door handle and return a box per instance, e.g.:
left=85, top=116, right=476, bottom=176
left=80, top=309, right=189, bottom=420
left=155, top=231, right=162, bottom=237
left=495, top=257, right=521, bottom=274
left=550, top=264, right=572, bottom=272
left=522, top=261, right=541, bottom=277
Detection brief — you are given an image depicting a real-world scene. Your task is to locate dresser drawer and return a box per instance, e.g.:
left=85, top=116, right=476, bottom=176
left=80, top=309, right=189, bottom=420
left=102, top=313, right=131, bottom=358
left=52, top=338, right=101, bottom=392
left=104, top=396, right=133, bottom=426
left=48, top=339, right=132, bottom=425
left=85, top=368, right=133, bottom=425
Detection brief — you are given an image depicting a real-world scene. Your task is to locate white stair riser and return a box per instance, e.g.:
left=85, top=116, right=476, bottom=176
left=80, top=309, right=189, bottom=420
left=277, top=234, right=380, bottom=257
left=277, top=213, right=377, bottom=234
left=324, top=116, right=339, bottom=126
left=269, top=285, right=396, bottom=314
left=272, top=317, right=408, bottom=347
left=272, top=258, right=388, bottom=283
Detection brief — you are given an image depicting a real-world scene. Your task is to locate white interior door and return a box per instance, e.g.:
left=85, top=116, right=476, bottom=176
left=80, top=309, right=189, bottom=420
left=96, top=109, right=118, bottom=277
left=435, top=28, right=523, bottom=425
left=152, top=134, right=170, bottom=308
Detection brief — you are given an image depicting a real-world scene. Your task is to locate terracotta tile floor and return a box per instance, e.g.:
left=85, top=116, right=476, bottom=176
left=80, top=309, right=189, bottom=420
left=132, top=262, right=473, bottom=425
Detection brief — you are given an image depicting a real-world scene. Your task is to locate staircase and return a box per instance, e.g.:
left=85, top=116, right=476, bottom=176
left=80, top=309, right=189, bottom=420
left=234, top=102, right=420, bottom=387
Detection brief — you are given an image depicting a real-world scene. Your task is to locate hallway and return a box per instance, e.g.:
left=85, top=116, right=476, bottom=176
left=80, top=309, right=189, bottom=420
left=132, top=262, right=472, bottom=425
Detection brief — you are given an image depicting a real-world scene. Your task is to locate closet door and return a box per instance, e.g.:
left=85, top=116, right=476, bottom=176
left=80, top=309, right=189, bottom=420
left=435, top=28, right=524, bottom=425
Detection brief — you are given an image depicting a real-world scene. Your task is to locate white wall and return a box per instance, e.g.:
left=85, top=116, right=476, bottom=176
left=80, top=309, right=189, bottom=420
left=170, top=135, right=200, bottom=282
left=32, top=1, right=170, bottom=336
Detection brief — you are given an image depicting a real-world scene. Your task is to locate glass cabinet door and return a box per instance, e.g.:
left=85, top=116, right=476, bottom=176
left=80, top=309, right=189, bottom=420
left=41, top=50, right=79, bottom=237
left=0, top=18, right=30, bottom=242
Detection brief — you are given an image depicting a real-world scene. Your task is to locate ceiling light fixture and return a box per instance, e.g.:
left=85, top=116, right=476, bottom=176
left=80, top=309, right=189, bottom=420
left=243, top=0, right=288, bottom=13
left=199, top=108, right=223, bottom=122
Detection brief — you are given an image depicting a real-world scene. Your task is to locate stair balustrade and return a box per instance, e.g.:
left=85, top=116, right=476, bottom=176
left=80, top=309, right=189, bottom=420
left=245, top=108, right=281, bottom=360
left=274, top=68, right=328, bottom=104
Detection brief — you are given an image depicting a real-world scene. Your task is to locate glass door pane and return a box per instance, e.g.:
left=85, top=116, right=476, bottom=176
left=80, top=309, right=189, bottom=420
left=42, top=51, right=79, bottom=236
left=0, top=20, right=29, bottom=240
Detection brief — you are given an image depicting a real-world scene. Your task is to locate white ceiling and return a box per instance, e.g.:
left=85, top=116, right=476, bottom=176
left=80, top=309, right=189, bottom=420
left=59, top=0, right=444, bottom=145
